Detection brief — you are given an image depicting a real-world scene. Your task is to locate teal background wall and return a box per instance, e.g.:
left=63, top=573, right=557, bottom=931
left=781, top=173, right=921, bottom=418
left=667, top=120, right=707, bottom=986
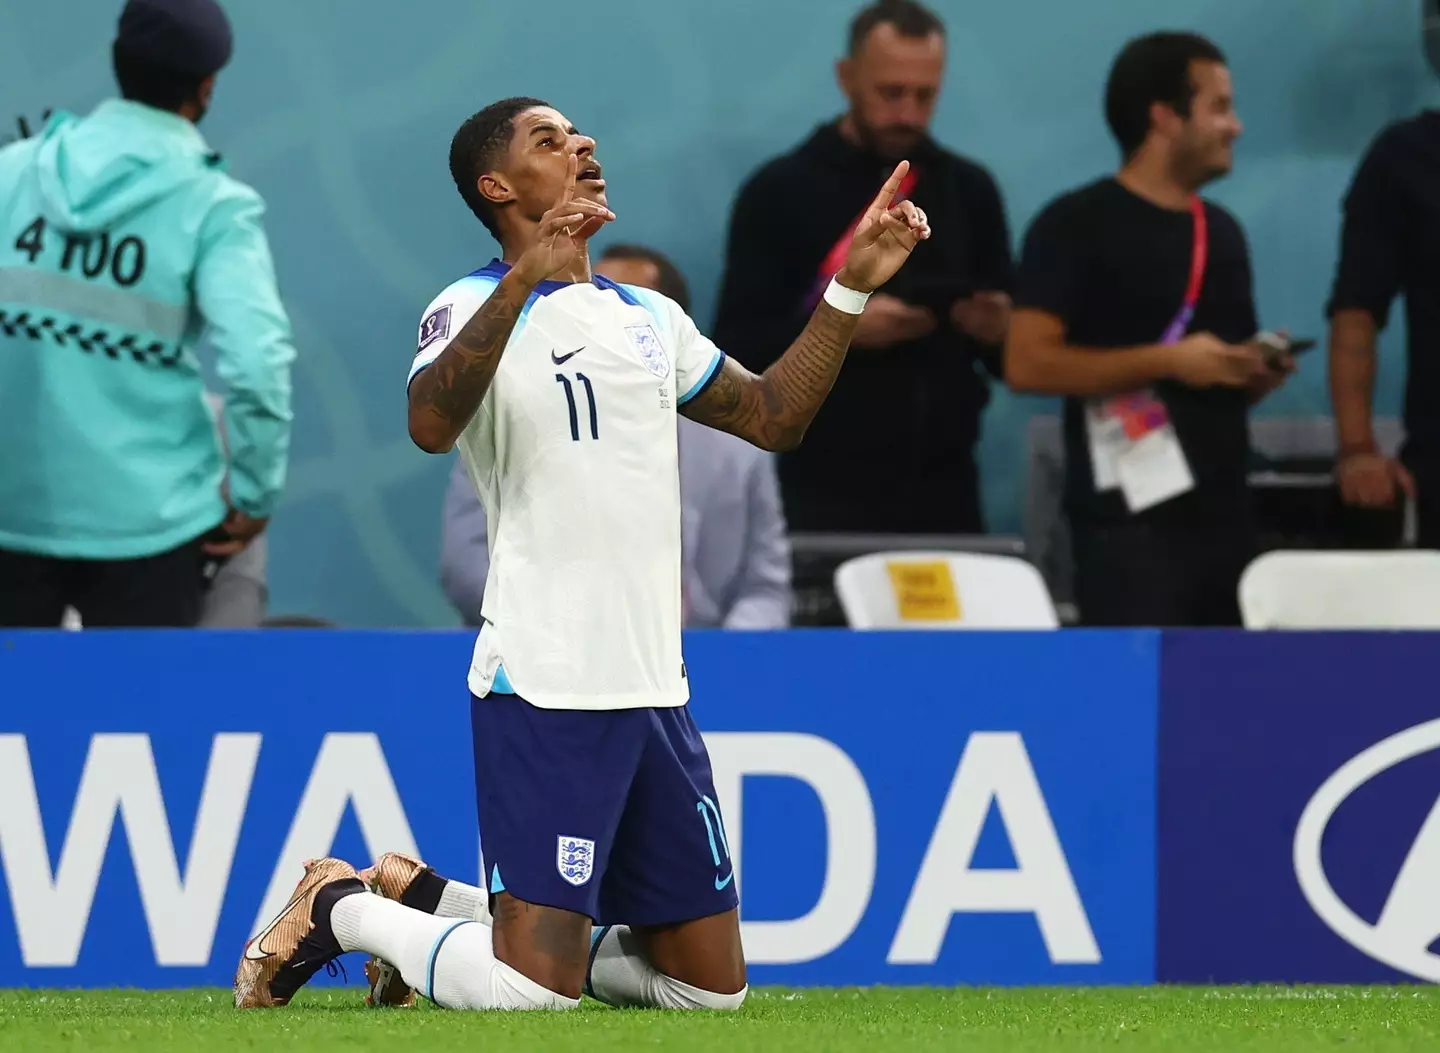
left=2, top=0, right=1432, bottom=625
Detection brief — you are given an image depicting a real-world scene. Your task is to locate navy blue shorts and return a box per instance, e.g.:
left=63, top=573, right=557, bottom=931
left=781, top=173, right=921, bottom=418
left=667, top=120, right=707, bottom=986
left=470, top=694, right=739, bottom=927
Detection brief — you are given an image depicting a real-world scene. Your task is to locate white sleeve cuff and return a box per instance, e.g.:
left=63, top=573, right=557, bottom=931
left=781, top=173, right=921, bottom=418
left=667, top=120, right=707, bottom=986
left=406, top=349, right=442, bottom=390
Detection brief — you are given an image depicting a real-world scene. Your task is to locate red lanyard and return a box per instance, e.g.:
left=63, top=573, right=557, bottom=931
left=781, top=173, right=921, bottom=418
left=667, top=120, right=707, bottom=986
left=1162, top=197, right=1208, bottom=343
left=1182, top=196, right=1209, bottom=308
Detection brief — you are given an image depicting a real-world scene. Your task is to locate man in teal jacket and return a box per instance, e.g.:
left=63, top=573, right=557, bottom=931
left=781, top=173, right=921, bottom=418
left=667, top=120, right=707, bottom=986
left=0, top=0, right=295, bottom=627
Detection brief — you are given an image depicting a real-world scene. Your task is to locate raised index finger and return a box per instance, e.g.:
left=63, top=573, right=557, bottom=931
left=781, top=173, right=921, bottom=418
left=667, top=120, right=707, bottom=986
left=560, top=154, right=578, bottom=205
left=868, top=160, right=910, bottom=214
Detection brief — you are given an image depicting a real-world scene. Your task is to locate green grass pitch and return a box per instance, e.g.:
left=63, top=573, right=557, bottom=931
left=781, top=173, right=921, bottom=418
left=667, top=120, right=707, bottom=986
left=2, top=986, right=1437, bottom=1052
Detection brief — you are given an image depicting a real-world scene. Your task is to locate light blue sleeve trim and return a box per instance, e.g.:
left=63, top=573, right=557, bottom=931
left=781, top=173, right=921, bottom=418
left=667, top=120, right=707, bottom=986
left=678, top=350, right=726, bottom=405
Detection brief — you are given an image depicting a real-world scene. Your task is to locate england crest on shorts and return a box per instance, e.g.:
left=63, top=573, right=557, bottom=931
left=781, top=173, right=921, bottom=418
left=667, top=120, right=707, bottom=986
left=556, top=835, right=596, bottom=887
left=625, top=324, right=670, bottom=380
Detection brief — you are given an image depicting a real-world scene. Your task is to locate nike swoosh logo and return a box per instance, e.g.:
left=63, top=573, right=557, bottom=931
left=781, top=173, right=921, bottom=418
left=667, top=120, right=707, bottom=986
left=715, top=871, right=734, bottom=891
left=551, top=346, right=585, bottom=365
left=243, top=883, right=310, bottom=961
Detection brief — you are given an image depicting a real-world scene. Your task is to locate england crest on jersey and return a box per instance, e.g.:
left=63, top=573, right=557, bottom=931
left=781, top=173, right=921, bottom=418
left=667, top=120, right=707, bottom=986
left=557, top=835, right=596, bottom=886
left=625, top=324, right=670, bottom=380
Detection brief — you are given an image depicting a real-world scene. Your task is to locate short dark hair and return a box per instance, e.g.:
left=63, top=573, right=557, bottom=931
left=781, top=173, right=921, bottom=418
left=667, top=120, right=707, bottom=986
left=112, top=44, right=205, bottom=112
left=1105, top=32, right=1227, bottom=160
left=847, top=0, right=944, bottom=57
left=449, top=96, right=549, bottom=240
left=601, top=244, right=691, bottom=314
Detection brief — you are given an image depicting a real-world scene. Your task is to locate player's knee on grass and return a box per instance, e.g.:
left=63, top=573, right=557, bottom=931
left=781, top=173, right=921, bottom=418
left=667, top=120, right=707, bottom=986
left=634, top=911, right=747, bottom=996
left=653, top=975, right=747, bottom=1011
left=490, top=892, right=593, bottom=1000
left=588, top=923, right=747, bottom=1010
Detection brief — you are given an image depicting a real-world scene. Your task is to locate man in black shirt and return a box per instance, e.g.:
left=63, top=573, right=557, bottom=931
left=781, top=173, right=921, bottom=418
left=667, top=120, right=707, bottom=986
left=1007, top=32, right=1291, bottom=627
left=714, top=0, right=1012, bottom=534
left=1327, top=113, right=1440, bottom=545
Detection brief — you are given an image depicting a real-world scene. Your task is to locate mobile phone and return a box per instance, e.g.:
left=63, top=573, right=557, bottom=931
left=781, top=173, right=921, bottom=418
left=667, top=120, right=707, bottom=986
left=1255, top=332, right=1316, bottom=369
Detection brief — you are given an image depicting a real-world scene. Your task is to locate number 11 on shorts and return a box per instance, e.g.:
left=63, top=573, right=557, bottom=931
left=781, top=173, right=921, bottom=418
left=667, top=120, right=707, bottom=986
left=697, top=796, right=733, bottom=890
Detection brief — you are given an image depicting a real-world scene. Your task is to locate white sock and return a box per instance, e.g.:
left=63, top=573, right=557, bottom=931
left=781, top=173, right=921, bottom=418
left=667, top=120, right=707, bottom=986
left=586, top=925, right=747, bottom=1011
left=331, top=893, right=576, bottom=1010
left=437, top=879, right=491, bottom=925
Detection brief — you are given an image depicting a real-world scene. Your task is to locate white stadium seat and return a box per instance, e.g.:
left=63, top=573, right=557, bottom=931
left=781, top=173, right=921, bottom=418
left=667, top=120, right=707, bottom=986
left=1239, top=550, right=1440, bottom=629
left=834, top=551, right=1059, bottom=630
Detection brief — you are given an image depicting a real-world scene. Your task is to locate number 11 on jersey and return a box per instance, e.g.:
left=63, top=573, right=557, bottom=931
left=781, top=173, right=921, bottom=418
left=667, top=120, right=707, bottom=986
left=555, top=373, right=599, bottom=441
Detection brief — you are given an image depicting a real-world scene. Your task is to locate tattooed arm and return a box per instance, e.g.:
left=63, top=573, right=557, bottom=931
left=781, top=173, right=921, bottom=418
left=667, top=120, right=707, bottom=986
left=682, top=305, right=858, bottom=451
left=683, top=161, right=931, bottom=451
left=408, top=273, right=532, bottom=453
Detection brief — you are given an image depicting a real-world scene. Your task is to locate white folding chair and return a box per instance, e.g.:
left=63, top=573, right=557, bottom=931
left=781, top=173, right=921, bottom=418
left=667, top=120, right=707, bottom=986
left=1239, top=550, right=1440, bottom=629
left=834, top=551, right=1059, bottom=629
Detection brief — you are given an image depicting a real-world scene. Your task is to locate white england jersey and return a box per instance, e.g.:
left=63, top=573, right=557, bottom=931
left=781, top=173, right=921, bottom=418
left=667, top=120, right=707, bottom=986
left=408, top=260, right=725, bottom=710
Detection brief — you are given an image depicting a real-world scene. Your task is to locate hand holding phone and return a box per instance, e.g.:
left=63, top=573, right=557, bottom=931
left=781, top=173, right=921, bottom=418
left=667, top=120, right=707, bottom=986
left=1254, top=331, right=1316, bottom=371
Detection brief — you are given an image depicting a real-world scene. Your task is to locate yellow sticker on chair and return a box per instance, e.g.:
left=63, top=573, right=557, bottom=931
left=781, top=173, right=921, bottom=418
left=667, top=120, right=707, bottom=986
left=885, top=561, right=962, bottom=621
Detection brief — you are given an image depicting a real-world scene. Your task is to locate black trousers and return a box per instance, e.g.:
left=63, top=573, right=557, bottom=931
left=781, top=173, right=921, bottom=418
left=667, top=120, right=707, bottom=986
left=1412, top=460, right=1440, bottom=549
left=0, top=535, right=210, bottom=628
left=1072, top=517, right=1256, bottom=628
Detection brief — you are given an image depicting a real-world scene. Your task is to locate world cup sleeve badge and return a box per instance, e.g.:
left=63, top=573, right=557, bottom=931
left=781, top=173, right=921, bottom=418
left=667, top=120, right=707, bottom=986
left=418, top=305, right=452, bottom=352
left=625, top=324, right=671, bottom=380
left=556, top=835, right=596, bottom=886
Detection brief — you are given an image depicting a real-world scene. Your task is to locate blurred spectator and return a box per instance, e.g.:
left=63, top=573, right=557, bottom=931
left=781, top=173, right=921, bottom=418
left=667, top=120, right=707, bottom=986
left=0, top=0, right=294, bottom=628
left=714, top=0, right=1012, bottom=535
left=441, top=244, right=792, bottom=629
left=1326, top=112, right=1440, bottom=544
left=1007, top=32, right=1289, bottom=627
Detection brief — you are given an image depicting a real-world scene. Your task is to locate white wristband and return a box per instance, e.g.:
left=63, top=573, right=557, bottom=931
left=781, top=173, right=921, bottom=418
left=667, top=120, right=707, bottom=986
left=823, top=276, right=870, bottom=315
